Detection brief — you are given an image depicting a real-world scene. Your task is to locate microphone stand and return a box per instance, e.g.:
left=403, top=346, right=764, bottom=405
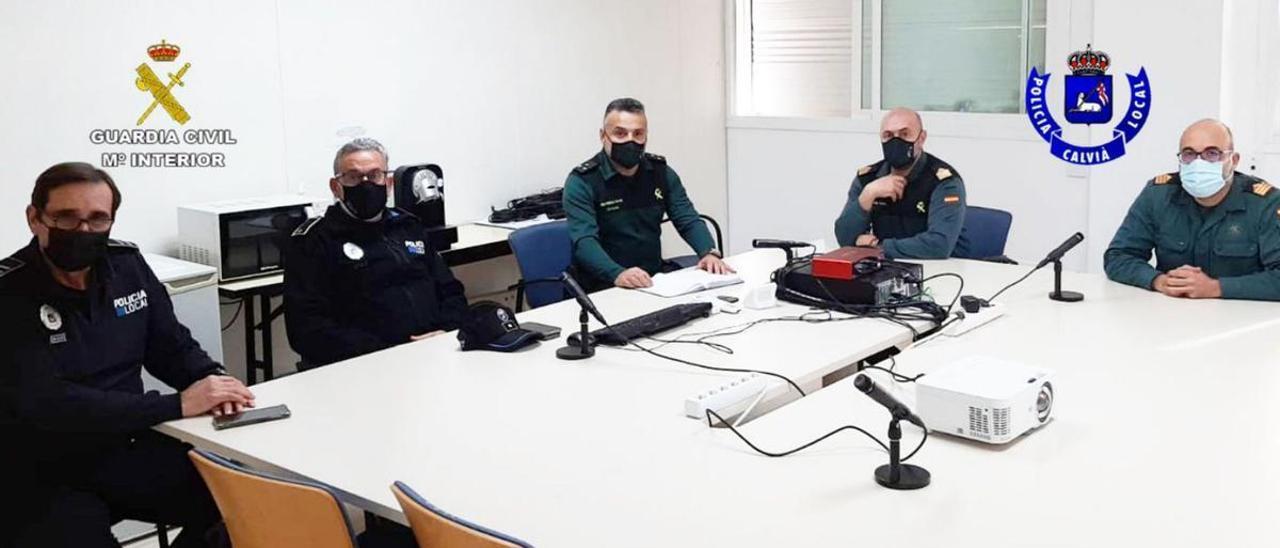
left=1047, top=259, right=1084, bottom=302
left=556, top=307, right=595, bottom=360
left=874, top=418, right=930, bottom=490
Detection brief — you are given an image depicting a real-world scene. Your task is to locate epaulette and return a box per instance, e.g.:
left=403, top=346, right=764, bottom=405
left=388, top=207, right=420, bottom=222
left=936, top=167, right=954, bottom=181
left=1153, top=173, right=1175, bottom=185
left=0, top=256, right=26, bottom=280
left=644, top=152, right=667, bottom=163
left=291, top=216, right=322, bottom=237
left=1251, top=181, right=1273, bottom=197
left=107, top=239, right=139, bottom=250
left=857, top=165, right=874, bottom=176
left=574, top=158, right=599, bottom=174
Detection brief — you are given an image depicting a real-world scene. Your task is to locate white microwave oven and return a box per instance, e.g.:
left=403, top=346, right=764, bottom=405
left=177, top=195, right=314, bottom=282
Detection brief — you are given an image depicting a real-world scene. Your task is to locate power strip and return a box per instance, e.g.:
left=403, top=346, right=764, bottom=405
left=684, top=373, right=780, bottom=420
left=944, top=303, right=1007, bottom=336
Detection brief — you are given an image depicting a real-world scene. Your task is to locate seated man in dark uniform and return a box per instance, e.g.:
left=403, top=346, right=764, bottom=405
left=834, top=107, right=971, bottom=259
left=285, top=138, right=468, bottom=368
left=563, top=97, right=732, bottom=291
left=1105, top=118, right=1280, bottom=300
left=1, top=162, right=255, bottom=548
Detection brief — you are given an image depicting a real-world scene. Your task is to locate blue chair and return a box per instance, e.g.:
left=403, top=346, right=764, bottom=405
left=957, top=206, right=1014, bottom=263
left=507, top=221, right=572, bottom=311
left=661, top=214, right=724, bottom=269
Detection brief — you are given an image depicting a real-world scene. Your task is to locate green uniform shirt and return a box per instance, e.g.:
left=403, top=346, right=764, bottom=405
left=563, top=151, right=715, bottom=287
left=833, top=152, right=970, bottom=259
left=1104, top=171, right=1280, bottom=301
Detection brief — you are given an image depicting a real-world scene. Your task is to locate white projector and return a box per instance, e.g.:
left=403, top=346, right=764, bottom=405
left=915, top=356, right=1054, bottom=444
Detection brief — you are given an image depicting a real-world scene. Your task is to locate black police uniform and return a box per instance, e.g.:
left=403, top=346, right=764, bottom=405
left=284, top=205, right=468, bottom=368
left=0, top=239, right=224, bottom=548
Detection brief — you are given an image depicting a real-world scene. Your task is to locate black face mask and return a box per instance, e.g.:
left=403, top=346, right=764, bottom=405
left=43, top=227, right=109, bottom=272
left=882, top=137, right=917, bottom=169
left=341, top=181, right=387, bottom=221
left=608, top=141, right=645, bottom=169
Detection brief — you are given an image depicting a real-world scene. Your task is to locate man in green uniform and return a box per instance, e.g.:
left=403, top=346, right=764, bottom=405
left=563, top=97, right=730, bottom=291
left=1105, top=118, right=1280, bottom=301
left=834, top=108, right=971, bottom=259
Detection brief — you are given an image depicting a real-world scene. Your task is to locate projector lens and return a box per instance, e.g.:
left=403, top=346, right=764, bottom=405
left=1036, top=382, right=1053, bottom=423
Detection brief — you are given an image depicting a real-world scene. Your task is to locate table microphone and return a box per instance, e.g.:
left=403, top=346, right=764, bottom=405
left=751, top=239, right=811, bottom=250
left=853, top=374, right=924, bottom=428
left=854, top=374, right=930, bottom=490
left=1036, top=232, right=1085, bottom=269
left=560, top=272, right=608, bottom=326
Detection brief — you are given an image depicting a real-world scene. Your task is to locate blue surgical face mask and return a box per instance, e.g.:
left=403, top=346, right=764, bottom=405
left=1179, top=159, right=1228, bottom=199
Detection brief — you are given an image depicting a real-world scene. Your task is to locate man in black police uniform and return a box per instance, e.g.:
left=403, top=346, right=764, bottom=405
left=834, top=107, right=971, bottom=258
left=0, top=162, right=255, bottom=548
left=285, top=138, right=468, bottom=368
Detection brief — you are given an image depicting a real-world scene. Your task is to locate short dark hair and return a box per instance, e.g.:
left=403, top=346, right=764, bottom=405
left=31, top=162, right=122, bottom=213
left=604, top=97, right=645, bottom=119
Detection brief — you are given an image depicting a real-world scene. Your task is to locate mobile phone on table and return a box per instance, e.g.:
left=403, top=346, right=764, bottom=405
left=521, top=322, right=562, bottom=340
left=213, top=404, right=291, bottom=430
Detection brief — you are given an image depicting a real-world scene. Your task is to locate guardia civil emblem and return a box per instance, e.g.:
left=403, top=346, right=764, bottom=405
left=343, top=242, right=365, bottom=260
left=1025, top=45, right=1151, bottom=165
left=135, top=40, right=191, bottom=126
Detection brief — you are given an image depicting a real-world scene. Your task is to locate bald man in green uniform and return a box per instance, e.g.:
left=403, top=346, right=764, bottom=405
left=563, top=98, right=731, bottom=291
left=1105, top=118, right=1280, bottom=301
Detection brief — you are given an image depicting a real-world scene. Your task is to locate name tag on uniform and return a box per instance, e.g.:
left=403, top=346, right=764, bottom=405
left=404, top=240, right=426, bottom=255
left=50, top=333, right=67, bottom=345
left=599, top=198, right=623, bottom=212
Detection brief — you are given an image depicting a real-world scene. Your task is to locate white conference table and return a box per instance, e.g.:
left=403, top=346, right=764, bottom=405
left=157, top=249, right=922, bottom=536
left=157, top=254, right=1280, bottom=547
left=728, top=260, right=1280, bottom=547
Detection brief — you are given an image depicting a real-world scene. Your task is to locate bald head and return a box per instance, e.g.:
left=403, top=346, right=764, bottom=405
left=880, top=108, right=924, bottom=140
left=1180, top=118, right=1234, bottom=152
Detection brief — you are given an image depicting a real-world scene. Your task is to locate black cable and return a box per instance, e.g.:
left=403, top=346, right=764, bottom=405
left=904, top=427, right=928, bottom=461
left=220, top=301, right=243, bottom=331
left=861, top=364, right=923, bottom=383
left=986, top=265, right=1040, bottom=304
left=706, top=409, right=889, bottom=456
left=920, top=272, right=964, bottom=314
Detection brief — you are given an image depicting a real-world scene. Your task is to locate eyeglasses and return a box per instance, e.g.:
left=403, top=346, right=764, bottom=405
left=40, top=211, right=114, bottom=231
left=335, top=170, right=392, bottom=187
left=1177, top=147, right=1232, bottom=164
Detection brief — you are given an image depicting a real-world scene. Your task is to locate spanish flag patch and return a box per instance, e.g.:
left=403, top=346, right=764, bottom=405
left=943, top=195, right=960, bottom=204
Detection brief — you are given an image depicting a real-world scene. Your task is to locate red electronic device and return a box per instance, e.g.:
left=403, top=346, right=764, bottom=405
left=812, top=247, right=885, bottom=280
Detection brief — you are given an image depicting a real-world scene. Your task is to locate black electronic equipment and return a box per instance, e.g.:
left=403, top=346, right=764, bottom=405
left=773, top=259, right=924, bottom=310
left=393, top=163, right=457, bottom=250
left=566, top=302, right=713, bottom=347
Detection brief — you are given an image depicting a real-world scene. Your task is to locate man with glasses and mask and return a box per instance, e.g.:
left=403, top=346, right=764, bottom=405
left=834, top=107, right=971, bottom=258
left=1, top=162, right=253, bottom=547
left=563, top=97, right=731, bottom=291
left=284, top=138, right=468, bottom=368
left=1105, top=118, right=1280, bottom=300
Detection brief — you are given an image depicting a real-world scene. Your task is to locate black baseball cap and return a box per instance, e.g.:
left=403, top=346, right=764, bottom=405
left=457, top=301, right=539, bottom=352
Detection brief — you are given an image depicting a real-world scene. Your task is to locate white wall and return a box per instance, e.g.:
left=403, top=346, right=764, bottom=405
left=725, top=0, right=1270, bottom=275
left=0, top=0, right=726, bottom=256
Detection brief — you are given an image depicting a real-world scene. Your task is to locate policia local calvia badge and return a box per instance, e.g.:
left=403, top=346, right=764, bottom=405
left=1025, top=45, right=1151, bottom=165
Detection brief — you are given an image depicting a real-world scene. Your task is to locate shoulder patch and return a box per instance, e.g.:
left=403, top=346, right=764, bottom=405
left=857, top=165, right=874, bottom=176
left=644, top=152, right=667, bottom=163
left=291, top=216, right=322, bottom=237
left=936, top=167, right=953, bottom=181
left=1251, top=181, right=1273, bottom=197
left=107, top=239, right=138, bottom=250
left=1153, top=173, right=1174, bottom=185
left=0, top=256, right=26, bottom=280
left=574, top=158, right=599, bottom=174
